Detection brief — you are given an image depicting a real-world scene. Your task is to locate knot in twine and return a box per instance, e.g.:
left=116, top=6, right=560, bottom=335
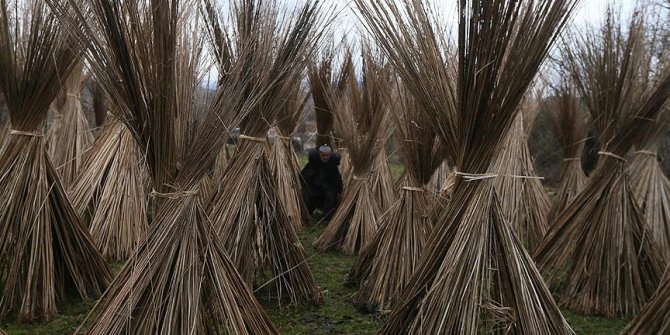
left=150, top=189, right=199, bottom=199
left=9, top=129, right=44, bottom=137
left=353, top=175, right=369, bottom=182
left=66, top=93, right=81, bottom=99
left=276, top=135, right=292, bottom=141
left=598, top=151, right=627, bottom=162
left=454, top=171, right=497, bottom=182
left=454, top=171, right=545, bottom=182
left=239, top=134, right=267, bottom=143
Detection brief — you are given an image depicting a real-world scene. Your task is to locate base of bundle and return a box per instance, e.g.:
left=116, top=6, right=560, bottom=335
left=534, top=157, right=666, bottom=318
left=348, top=183, right=435, bottom=313
left=547, top=160, right=587, bottom=224
left=211, top=142, right=322, bottom=306
left=630, top=152, right=670, bottom=261
left=315, top=177, right=381, bottom=256
left=381, top=180, right=572, bottom=334
left=270, top=137, right=310, bottom=231
left=69, top=120, right=149, bottom=262
left=82, top=193, right=279, bottom=335
left=623, top=270, right=670, bottom=334
left=0, top=135, right=111, bottom=322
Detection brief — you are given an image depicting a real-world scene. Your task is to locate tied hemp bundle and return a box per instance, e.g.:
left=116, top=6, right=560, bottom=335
left=0, top=0, right=111, bottom=322
left=314, top=49, right=393, bottom=255
left=629, top=109, right=670, bottom=260
left=68, top=113, right=149, bottom=261
left=356, top=0, right=578, bottom=333
left=47, top=61, right=94, bottom=188
left=545, top=80, right=589, bottom=223
left=347, top=82, right=444, bottom=313
left=534, top=7, right=670, bottom=318
left=269, top=83, right=311, bottom=230
left=308, top=48, right=354, bottom=182
left=491, top=92, right=552, bottom=251
left=205, top=0, right=324, bottom=306
left=308, top=45, right=352, bottom=148
left=48, top=0, right=327, bottom=332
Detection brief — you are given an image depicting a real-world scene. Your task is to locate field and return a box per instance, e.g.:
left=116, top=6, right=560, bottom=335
left=0, top=157, right=629, bottom=334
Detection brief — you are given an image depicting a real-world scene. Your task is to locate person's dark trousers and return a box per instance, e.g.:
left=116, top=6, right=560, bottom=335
left=321, top=189, right=339, bottom=220
left=305, top=190, right=323, bottom=215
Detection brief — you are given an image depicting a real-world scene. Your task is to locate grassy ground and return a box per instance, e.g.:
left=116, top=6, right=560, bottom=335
left=1, top=154, right=628, bottom=334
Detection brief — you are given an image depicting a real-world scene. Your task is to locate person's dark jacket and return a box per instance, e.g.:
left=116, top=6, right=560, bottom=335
left=301, top=150, right=343, bottom=196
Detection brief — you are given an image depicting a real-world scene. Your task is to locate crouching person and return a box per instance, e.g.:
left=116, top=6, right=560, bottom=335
left=301, top=145, right=343, bottom=219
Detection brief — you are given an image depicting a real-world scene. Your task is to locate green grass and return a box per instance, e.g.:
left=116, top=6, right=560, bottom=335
left=2, top=300, right=94, bottom=335
left=262, top=222, right=379, bottom=335
left=563, top=311, right=628, bottom=334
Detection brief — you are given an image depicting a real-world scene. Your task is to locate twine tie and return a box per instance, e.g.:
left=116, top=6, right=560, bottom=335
left=150, top=189, right=199, bottom=199
left=9, top=129, right=44, bottom=137
left=598, top=151, right=627, bottom=162
left=239, top=134, right=267, bottom=143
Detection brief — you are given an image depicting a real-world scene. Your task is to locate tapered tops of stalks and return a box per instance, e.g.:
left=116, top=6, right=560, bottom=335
left=356, top=0, right=578, bottom=333
left=545, top=81, right=589, bottom=222
left=47, top=61, right=94, bottom=188
left=49, top=0, right=289, bottom=333
left=0, top=0, right=112, bottom=323
left=348, top=83, right=444, bottom=313
left=534, top=7, right=670, bottom=318
left=308, top=46, right=353, bottom=148
left=206, top=0, right=325, bottom=306
left=314, top=48, right=393, bottom=255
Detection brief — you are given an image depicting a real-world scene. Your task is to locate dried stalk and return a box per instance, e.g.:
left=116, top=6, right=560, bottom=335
left=308, top=46, right=352, bottom=148
left=356, top=0, right=578, bottom=333
left=629, top=145, right=670, bottom=260
left=429, top=159, right=451, bottom=195
left=336, top=146, right=351, bottom=184
left=629, top=64, right=670, bottom=262
left=348, top=84, right=443, bottom=313
left=623, top=267, right=670, bottom=334
left=83, top=190, right=278, bottom=334
left=314, top=49, right=392, bottom=255
left=48, top=0, right=291, bottom=332
left=269, top=81, right=311, bottom=230
left=212, top=141, right=322, bottom=305
left=270, top=133, right=309, bottom=230
left=199, top=142, right=229, bottom=202
left=491, top=112, right=551, bottom=251
left=206, top=0, right=325, bottom=306
left=546, top=82, right=588, bottom=223
left=47, top=61, right=94, bottom=188
left=535, top=8, right=670, bottom=318
left=0, top=0, right=111, bottom=322
left=69, top=115, right=149, bottom=261
left=369, top=149, right=396, bottom=212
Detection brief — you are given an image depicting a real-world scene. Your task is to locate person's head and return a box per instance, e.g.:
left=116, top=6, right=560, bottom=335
left=319, top=145, right=332, bottom=162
